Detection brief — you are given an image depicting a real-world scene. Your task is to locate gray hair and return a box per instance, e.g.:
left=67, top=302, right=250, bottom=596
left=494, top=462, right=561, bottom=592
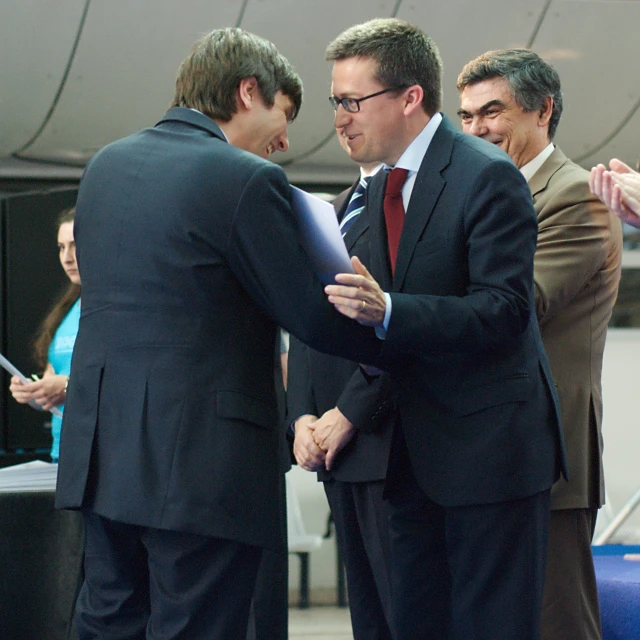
left=326, top=18, right=443, bottom=116
left=171, top=28, right=302, bottom=122
left=457, top=49, right=563, bottom=139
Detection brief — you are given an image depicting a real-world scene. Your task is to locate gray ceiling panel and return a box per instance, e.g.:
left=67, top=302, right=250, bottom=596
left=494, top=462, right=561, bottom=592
left=0, top=0, right=87, bottom=155
left=2, top=0, right=639, bottom=180
left=17, top=0, right=244, bottom=163
left=532, top=0, right=640, bottom=167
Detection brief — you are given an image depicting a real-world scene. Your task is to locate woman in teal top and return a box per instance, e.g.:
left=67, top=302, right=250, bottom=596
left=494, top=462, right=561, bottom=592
left=9, top=208, right=81, bottom=461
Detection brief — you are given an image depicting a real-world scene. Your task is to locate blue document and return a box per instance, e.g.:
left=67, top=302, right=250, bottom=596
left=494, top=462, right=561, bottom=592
left=291, top=186, right=355, bottom=284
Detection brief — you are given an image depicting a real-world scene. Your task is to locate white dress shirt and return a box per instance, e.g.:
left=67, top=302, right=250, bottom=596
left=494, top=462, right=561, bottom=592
left=380, top=113, right=443, bottom=333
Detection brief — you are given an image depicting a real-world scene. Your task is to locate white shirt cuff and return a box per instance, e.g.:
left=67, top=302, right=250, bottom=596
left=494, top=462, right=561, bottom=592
left=375, top=293, right=392, bottom=339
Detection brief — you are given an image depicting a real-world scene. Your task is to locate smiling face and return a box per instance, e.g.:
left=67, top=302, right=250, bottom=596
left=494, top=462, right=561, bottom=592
left=243, top=90, right=294, bottom=159
left=458, top=77, right=550, bottom=168
left=223, top=81, right=294, bottom=160
left=331, top=57, right=417, bottom=167
left=57, top=221, right=80, bottom=285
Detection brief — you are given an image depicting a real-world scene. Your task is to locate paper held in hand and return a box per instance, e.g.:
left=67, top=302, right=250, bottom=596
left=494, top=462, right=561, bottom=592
left=290, top=186, right=355, bottom=284
left=0, top=352, right=63, bottom=418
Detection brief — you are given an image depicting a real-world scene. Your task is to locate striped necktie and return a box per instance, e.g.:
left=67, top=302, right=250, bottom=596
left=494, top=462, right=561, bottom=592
left=339, top=176, right=372, bottom=237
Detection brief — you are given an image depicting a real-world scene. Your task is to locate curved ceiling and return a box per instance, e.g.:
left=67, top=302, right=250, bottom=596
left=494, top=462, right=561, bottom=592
left=1, top=0, right=638, bottom=183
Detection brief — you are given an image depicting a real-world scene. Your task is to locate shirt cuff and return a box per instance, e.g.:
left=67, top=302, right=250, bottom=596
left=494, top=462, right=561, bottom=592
left=375, top=293, right=392, bottom=340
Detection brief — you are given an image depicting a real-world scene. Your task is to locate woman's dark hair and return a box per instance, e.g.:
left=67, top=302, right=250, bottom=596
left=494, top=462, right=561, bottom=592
left=33, top=208, right=81, bottom=371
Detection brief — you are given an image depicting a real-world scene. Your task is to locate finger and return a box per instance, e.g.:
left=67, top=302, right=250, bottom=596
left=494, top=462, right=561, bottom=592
left=327, top=298, right=363, bottom=317
left=612, top=184, right=622, bottom=216
left=609, top=158, right=633, bottom=174
left=350, top=255, right=372, bottom=278
left=601, top=172, right=613, bottom=210
left=325, top=449, right=337, bottom=471
left=327, top=275, right=371, bottom=291
left=326, top=286, right=363, bottom=307
left=589, top=167, right=602, bottom=198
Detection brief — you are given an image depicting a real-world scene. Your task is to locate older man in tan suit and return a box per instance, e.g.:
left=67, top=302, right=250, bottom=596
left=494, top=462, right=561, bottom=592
left=458, top=49, right=622, bottom=640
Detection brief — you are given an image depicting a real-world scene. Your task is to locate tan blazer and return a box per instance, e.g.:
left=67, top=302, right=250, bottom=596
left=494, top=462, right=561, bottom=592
left=530, top=146, right=622, bottom=510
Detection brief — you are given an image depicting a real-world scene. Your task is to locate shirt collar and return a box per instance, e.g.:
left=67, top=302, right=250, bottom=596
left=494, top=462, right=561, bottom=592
left=361, top=164, right=383, bottom=180
left=189, top=107, right=229, bottom=142
left=385, top=112, right=443, bottom=174
left=520, top=142, right=554, bottom=182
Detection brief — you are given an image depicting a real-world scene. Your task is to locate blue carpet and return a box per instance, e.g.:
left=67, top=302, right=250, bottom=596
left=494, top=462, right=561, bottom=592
left=593, top=548, right=640, bottom=639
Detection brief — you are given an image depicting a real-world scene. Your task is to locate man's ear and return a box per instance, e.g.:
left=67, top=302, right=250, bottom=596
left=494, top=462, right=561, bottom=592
left=539, top=96, right=553, bottom=128
left=403, top=85, right=425, bottom=117
left=236, top=77, right=259, bottom=111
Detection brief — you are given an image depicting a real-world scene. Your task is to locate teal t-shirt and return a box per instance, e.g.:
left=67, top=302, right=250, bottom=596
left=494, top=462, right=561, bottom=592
left=47, top=298, right=80, bottom=461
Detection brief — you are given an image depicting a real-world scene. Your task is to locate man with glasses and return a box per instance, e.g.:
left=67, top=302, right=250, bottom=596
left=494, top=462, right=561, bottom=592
left=320, top=19, right=566, bottom=639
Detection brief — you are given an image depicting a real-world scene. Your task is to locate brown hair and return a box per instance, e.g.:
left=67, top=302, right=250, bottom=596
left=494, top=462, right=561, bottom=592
left=326, top=18, right=443, bottom=116
left=33, top=208, right=81, bottom=371
left=170, top=28, right=303, bottom=122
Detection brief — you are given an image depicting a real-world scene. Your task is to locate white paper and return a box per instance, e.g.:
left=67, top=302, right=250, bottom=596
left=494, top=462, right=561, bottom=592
left=0, top=352, right=63, bottom=418
left=291, top=186, right=355, bottom=284
left=0, top=460, right=58, bottom=492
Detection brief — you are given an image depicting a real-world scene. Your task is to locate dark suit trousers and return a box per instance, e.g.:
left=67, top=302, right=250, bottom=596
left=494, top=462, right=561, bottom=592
left=386, top=434, right=551, bottom=640
left=247, top=471, right=289, bottom=640
left=541, top=508, right=601, bottom=640
left=324, top=478, right=394, bottom=640
left=76, top=511, right=262, bottom=640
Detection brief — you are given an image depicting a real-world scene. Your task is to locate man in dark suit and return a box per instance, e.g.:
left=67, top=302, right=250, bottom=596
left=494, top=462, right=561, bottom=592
left=457, top=49, right=622, bottom=640
left=54, top=28, right=380, bottom=640
left=322, top=19, right=567, bottom=639
left=247, top=333, right=290, bottom=640
left=287, top=156, right=396, bottom=640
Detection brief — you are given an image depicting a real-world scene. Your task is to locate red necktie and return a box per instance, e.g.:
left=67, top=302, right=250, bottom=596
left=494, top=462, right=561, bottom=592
left=384, top=168, right=409, bottom=274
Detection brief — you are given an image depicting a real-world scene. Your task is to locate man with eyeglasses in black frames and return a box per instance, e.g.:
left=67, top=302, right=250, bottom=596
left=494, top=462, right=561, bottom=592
left=320, top=18, right=567, bottom=640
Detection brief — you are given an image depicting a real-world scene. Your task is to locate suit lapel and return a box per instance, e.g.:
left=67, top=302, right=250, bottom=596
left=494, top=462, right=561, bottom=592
left=392, top=116, right=453, bottom=290
left=333, top=178, right=370, bottom=252
left=367, top=170, right=393, bottom=291
left=343, top=198, right=369, bottom=252
left=528, top=146, right=566, bottom=200
left=333, top=181, right=358, bottom=224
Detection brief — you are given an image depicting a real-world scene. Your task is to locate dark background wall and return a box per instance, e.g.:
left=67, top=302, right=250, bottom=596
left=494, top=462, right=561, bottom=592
left=0, top=186, right=78, bottom=463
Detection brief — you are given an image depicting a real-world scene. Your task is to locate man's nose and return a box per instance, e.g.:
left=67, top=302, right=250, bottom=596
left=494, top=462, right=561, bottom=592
left=333, top=105, right=351, bottom=129
left=275, top=133, right=289, bottom=153
left=467, top=117, right=487, bottom=137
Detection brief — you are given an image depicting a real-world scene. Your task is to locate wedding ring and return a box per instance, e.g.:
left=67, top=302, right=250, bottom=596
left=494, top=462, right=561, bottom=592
left=361, top=300, right=366, bottom=311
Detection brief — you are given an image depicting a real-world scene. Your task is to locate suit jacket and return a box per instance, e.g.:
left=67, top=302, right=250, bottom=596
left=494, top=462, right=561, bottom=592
left=287, top=179, right=395, bottom=483
left=54, top=108, right=380, bottom=549
left=530, top=146, right=622, bottom=510
left=368, top=115, right=567, bottom=507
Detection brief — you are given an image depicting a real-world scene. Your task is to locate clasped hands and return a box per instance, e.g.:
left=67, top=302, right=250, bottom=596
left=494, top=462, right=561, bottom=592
left=293, top=407, right=355, bottom=472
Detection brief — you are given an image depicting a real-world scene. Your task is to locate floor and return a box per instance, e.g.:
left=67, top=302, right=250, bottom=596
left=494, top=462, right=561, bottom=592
left=289, top=606, right=353, bottom=640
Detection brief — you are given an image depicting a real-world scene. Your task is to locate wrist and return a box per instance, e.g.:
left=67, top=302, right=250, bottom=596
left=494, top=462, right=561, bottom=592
left=293, top=414, right=316, bottom=432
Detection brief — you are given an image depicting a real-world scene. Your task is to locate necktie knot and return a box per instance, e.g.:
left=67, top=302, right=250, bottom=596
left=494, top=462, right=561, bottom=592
left=386, top=168, right=409, bottom=198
